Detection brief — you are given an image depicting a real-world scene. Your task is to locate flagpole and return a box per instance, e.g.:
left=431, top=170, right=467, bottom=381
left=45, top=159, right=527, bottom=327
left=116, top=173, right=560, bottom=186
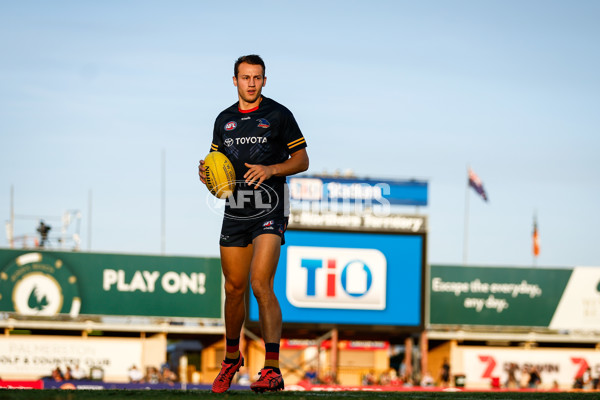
left=463, top=166, right=470, bottom=266
left=9, top=185, right=15, bottom=249
left=161, top=149, right=166, bottom=255
left=532, top=212, right=535, bottom=267
left=533, top=210, right=538, bottom=268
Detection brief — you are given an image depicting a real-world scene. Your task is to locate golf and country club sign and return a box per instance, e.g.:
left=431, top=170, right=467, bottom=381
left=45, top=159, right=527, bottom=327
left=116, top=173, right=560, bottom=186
left=430, top=265, right=600, bottom=330
left=0, top=249, right=222, bottom=320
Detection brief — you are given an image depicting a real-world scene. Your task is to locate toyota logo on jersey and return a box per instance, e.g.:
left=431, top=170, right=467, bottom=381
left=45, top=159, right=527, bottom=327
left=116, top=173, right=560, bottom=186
left=285, top=246, right=387, bottom=310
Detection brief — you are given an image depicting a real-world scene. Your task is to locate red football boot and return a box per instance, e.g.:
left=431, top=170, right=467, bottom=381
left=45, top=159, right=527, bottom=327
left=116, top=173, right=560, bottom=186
left=250, top=368, right=284, bottom=392
left=211, top=356, right=244, bottom=393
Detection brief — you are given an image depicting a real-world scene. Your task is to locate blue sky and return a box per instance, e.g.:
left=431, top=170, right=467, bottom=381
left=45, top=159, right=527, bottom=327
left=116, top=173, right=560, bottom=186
left=1, top=1, right=599, bottom=267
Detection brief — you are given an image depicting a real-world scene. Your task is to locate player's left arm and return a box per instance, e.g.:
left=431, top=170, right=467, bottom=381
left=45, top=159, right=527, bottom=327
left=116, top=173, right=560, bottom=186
left=244, top=148, right=309, bottom=188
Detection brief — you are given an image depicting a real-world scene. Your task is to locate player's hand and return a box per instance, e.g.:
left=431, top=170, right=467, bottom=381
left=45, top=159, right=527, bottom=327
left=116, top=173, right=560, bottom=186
left=244, top=163, right=274, bottom=188
left=198, top=159, right=207, bottom=184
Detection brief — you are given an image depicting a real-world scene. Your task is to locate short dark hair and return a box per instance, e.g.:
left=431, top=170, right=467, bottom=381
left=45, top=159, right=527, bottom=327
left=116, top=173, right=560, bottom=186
left=234, top=54, right=265, bottom=77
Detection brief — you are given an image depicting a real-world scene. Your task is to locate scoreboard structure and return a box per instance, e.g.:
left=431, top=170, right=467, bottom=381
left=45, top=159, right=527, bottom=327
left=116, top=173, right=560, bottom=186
left=247, top=175, right=428, bottom=340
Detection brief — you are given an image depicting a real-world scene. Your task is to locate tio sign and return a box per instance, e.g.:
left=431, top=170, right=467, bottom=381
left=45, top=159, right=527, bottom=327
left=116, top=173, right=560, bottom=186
left=286, top=246, right=387, bottom=310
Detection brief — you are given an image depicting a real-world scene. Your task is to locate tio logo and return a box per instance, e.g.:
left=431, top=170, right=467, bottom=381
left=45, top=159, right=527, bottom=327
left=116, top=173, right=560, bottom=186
left=286, top=246, right=387, bottom=310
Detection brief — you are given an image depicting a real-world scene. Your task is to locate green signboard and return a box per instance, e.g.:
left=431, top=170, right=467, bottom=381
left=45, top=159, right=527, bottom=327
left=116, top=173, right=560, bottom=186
left=429, top=265, right=572, bottom=327
left=0, top=249, right=222, bottom=319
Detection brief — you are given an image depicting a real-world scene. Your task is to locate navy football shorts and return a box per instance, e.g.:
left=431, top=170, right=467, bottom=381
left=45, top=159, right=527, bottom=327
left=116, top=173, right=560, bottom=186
left=219, top=216, right=288, bottom=247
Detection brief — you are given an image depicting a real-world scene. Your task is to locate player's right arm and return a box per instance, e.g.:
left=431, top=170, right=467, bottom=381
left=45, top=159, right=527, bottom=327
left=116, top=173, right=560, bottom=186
left=199, top=118, right=224, bottom=185
left=198, top=159, right=207, bottom=184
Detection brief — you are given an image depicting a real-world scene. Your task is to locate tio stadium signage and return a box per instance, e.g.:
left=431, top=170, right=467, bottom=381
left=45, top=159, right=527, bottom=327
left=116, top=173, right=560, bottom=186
left=289, top=176, right=428, bottom=206
left=286, top=246, right=387, bottom=310
left=245, top=175, right=428, bottom=331
left=248, top=230, right=425, bottom=328
left=289, top=210, right=426, bottom=233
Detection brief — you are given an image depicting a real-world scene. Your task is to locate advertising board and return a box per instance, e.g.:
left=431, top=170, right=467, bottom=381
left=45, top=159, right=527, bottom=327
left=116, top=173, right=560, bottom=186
left=0, top=335, right=163, bottom=381
left=429, top=265, right=600, bottom=330
left=289, top=175, right=428, bottom=206
left=458, top=346, right=600, bottom=389
left=248, top=230, right=424, bottom=329
left=0, top=249, right=222, bottom=320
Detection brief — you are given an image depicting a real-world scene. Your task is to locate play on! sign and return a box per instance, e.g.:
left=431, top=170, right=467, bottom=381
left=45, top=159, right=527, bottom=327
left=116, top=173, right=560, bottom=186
left=286, top=246, right=387, bottom=310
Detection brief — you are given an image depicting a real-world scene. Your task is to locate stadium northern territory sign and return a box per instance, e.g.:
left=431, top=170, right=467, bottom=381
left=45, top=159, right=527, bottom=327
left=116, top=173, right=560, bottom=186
left=248, top=230, right=424, bottom=328
left=429, top=265, right=600, bottom=330
left=0, top=249, right=222, bottom=320
left=289, top=175, right=428, bottom=206
left=289, top=210, right=427, bottom=233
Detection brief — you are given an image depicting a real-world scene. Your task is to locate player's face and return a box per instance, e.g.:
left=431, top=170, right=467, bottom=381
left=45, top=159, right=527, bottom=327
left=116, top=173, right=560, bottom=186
left=233, top=62, right=266, bottom=107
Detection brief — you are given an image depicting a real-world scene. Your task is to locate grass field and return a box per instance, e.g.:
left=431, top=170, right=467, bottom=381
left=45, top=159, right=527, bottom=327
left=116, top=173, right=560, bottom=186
left=1, top=390, right=599, bottom=400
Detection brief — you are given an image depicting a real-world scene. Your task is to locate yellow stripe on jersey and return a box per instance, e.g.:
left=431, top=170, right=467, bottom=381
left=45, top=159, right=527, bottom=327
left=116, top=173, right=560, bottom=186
left=211, top=143, right=218, bottom=151
left=288, top=137, right=306, bottom=149
left=287, top=137, right=304, bottom=147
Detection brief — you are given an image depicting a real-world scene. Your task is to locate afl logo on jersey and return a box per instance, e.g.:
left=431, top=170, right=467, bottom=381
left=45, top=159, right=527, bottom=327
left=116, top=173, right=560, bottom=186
left=225, top=121, right=237, bottom=131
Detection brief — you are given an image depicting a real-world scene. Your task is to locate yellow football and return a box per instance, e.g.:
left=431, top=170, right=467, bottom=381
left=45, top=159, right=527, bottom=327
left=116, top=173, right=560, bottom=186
left=204, top=151, right=236, bottom=199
